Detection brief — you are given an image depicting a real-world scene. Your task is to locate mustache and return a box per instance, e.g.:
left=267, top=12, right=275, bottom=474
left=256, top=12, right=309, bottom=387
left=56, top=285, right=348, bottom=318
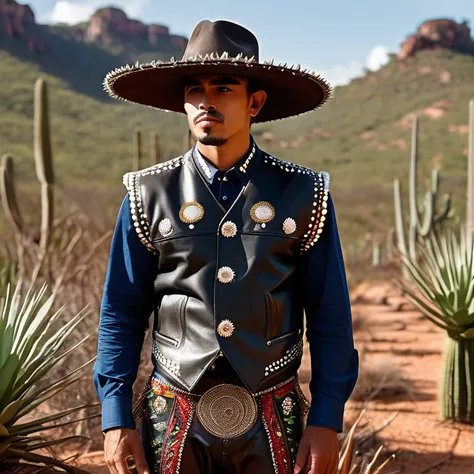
left=194, top=110, right=224, bottom=124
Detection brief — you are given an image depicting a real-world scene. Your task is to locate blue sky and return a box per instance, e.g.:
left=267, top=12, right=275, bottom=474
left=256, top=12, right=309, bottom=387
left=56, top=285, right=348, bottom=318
left=32, top=0, right=474, bottom=85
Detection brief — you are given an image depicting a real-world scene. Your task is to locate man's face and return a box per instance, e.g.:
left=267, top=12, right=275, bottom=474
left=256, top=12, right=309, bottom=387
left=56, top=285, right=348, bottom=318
left=183, top=74, right=263, bottom=146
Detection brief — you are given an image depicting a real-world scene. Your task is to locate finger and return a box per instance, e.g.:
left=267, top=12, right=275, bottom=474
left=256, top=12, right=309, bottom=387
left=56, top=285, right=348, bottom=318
left=294, top=445, right=310, bottom=474
left=130, top=439, right=151, bottom=474
left=106, top=459, right=120, bottom=474
left=115, top=458, right=132, bottom=474
left=326, top=455, right=338, bottom=474
left=329, top=450, right=340, bottom=474
left=310, top=455, right=327, bottom=474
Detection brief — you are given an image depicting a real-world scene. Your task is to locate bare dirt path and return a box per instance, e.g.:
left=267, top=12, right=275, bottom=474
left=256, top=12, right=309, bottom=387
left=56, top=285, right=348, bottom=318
left=326, top=282, right=474, bottom=474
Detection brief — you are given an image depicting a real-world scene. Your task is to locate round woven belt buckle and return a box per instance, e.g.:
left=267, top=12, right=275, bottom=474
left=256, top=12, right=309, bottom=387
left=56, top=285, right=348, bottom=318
left=196, top=384, right=258, bottom=439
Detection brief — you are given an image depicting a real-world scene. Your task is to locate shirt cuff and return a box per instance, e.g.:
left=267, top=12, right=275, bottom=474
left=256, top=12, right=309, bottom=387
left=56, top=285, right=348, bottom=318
left=306, top=394, right=345, bottom=433
left=101, top=395, right=135, bottom=432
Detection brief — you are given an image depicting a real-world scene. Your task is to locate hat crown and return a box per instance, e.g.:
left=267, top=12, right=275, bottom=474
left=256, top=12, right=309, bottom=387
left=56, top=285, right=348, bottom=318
left=183, top=20, right=259, bottom=61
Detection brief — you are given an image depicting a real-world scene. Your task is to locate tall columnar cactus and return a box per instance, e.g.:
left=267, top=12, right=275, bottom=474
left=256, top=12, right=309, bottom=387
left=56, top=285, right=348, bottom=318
left=441, top=336, right=474, bottom=422
left=34, top=79, right=54, bottom=259
left=393, top=115, right=452, bottom=261
left=150, top=132, right=160, bottom=166
left=467, top=99, right=474, bottom=248
left=0, top=79, right=54, bottom=255
left=133, top=129, right=142, bottom=171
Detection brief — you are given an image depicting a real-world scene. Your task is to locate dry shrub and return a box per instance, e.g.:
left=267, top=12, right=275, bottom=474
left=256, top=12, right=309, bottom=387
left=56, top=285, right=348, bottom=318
left=351, top=356, right=413, bottom=402
left=352, top=309, right=370, bottom=333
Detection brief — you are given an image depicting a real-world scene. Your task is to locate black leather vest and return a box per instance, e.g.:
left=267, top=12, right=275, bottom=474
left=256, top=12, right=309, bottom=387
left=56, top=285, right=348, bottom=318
left=123, top=145, right=329, bottom=394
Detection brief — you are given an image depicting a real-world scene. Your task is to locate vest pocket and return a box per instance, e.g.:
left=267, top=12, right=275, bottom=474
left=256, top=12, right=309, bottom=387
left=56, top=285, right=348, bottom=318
left=155, top=294, right=188, bottom=348
left=265, top=292, right=299, bottom=345
left=266, top=331, right=299, bottom=346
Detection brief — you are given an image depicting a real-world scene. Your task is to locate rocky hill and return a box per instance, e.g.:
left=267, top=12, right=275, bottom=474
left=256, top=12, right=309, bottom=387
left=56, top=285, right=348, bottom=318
left=399, top=18, right=474, bottom=60
left=0, top=0, right=187, bottom=60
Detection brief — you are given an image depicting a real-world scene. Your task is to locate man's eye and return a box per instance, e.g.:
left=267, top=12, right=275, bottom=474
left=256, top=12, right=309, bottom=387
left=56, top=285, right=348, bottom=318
left=219, top=87, right=231, bottom=92
left=187, top=87, right=200, bottom=93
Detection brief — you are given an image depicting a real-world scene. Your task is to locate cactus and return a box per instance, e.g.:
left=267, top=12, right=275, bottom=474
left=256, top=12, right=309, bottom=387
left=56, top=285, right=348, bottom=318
left=184, top=128, right=195, bottom=152
left=34, top=79, right=54, bottom=259
left=441, top=336, right=474, bottom=422
left=133, top=129, right=142, bottom=171
left=0, top=79, right=54, bottom=279
left=0, top=154, right=24, bottom=234
left=467, top=99, right=474, bottom=248
left=400, top=227, right=474, bottom=423
left=150, top=132, right=160, bottom=166
left=393, top=115, right=451, bottom=261
left=372, top=242, right=381, bottom=267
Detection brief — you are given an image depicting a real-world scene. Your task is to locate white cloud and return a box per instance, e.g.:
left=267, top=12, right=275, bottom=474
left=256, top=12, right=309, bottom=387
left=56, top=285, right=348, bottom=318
left=313, top=45, right=391, bottom=87
left=365, top=45, right=390, bottom=71
left=39, top=0, right=151, bottom=25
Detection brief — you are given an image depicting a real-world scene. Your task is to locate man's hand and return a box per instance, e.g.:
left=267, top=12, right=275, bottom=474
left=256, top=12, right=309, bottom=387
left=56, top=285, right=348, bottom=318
left=294, top=426, right=339, bottom=474
left=104, top=428, right=150, bottom=474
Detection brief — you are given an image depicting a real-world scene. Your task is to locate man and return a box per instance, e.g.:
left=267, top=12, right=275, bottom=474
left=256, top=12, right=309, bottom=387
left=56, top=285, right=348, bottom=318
left=94, top=19, right=359, bottom=474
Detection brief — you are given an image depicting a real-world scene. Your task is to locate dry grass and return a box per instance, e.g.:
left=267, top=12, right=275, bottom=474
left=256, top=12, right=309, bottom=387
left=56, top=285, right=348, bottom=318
left=350, top=355, right=413, bottom=402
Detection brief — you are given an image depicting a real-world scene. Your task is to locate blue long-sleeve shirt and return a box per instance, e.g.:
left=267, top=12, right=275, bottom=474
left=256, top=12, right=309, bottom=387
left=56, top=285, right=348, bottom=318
left=93, top=146, right=359, bottom=433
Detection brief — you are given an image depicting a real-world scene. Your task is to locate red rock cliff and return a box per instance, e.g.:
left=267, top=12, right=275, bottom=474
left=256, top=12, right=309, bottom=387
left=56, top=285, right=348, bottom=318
left=0, top=0, right=45, bottom=53
left=85, top=7, right=187, bottom=51
left=399, top=18, right=474, bottom=60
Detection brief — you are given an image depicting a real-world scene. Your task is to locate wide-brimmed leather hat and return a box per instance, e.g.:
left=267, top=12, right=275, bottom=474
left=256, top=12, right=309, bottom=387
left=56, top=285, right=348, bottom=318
left=103, top=19, right=332, bottom=122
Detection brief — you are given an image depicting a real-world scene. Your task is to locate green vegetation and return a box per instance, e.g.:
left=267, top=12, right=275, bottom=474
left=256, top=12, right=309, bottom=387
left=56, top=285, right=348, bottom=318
left=0, top=279, right=97, bottom=472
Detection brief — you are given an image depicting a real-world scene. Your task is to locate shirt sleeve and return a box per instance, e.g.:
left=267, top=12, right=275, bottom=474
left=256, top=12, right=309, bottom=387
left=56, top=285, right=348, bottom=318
left=302, top=192, right=359, bottom=433
left=93, top=193, right=158, bottom=432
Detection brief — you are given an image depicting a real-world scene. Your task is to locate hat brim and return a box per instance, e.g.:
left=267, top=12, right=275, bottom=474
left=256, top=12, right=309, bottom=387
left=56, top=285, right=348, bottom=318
left=104, top=57, right=332, bottom=123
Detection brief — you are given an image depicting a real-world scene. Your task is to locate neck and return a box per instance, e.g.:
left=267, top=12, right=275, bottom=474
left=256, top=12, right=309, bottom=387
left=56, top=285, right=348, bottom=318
left=196, top=133, right=251, bottom=171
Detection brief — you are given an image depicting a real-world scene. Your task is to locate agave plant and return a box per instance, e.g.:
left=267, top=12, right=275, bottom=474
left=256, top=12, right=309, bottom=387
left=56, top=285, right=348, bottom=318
left=399, top=227, right=474, bottom=422
left=338, top=409, right=395, bottom=474
left=0, top=279, right=98, bottom=473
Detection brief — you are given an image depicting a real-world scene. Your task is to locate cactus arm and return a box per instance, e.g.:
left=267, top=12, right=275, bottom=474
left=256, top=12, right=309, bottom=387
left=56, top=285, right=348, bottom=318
left=393, top=178, right=408, bottom=256
left=467, top=99, right=474, bottom=248
left=133, top=129, right=142, bottom=171
left=150, top=133, right=159, bottom=166
left=34, top=79, right=54, bottom=259
left=0, top=155, right=24, bottom=234
left=419, top=190, right=434, bottom=237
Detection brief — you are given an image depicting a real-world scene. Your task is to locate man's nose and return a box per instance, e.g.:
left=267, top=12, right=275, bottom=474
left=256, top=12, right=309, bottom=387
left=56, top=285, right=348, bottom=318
left=198, top=93, right=216, bottom=111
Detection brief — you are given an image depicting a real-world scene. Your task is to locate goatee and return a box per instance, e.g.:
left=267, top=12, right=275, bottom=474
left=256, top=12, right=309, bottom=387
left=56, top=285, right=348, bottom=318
left=197, top=135, right=228, bottom=146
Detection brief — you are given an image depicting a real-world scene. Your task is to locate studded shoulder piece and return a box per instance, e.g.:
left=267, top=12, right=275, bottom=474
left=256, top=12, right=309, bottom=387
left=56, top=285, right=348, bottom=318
left=122, top=155, right=185, bottom=254
left=263, top=154, right=330, bottom=252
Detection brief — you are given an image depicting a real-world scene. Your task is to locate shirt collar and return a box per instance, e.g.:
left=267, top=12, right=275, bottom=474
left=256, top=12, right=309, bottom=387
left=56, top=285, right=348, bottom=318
left=193, top=137, right=258, bottom=185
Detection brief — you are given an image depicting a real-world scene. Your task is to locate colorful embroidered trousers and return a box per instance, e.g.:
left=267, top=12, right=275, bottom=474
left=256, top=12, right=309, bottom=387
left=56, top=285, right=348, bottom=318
left=139, top=376, right=308, bottom=474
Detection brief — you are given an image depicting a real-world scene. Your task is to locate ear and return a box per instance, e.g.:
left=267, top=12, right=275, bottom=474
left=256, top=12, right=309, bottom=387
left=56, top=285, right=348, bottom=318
left=249, top=90, right=267, bottom=118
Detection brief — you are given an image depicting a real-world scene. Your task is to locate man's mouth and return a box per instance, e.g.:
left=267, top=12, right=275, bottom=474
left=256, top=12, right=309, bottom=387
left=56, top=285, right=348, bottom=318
left=195, top=113, right=223, bottom=124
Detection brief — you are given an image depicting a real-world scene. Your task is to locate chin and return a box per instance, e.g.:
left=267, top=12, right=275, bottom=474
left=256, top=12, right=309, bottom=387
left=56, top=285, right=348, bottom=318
left=196, top=135, right=228, bottom=146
